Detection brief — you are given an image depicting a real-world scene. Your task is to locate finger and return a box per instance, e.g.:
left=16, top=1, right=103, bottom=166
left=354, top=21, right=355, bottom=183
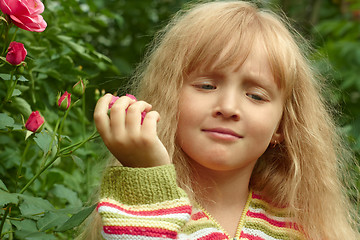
left=110, top=95, right=136, bottom=135
left=126, top=101, right=152, bottom=135
left=94, top=94, right=113, bottom=139
left=141, top=110, right=160, bottom=137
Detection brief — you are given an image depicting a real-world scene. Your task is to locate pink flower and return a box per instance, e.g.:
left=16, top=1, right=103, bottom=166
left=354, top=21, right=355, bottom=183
left=25, top=111, right=45, bottom=132
left=0, top=0, right=47, bottom=32
left=108, top=95, right=119, bottom=109
left=125, top=94, right=147, bottom=124
left=126, top=94, right=137, bottom=101
left=6, top=41, right=27, bottom=65
left=108, top=94, right=146, bottom=124
left=58, top=91, right=71, bottom=111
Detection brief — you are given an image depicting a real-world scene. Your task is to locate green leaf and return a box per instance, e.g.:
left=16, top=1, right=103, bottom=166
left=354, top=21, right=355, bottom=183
left=11, top=97, right=32, bottom=117
left=17, top=75, right=29, bottom=82
left=19, top=195, right=54, bottom=216
left=12, top=219, right=37, bottom=232
left=64, top=22, right=99, bottom=34
left=13, top=218, right=56, bottom=239
left=56, top=204, right=97, bottom=232
left=72, top=155, right=85, bottom=172
left=34, top=131, right=53, bottom=153
left=16, top=231, right=57, bottom=240
left=0, top=113, right=15, bottom=129
left=11, top=88, right=21, bottom=97
left=13, top=219, right=56, bottom=240
left=0, top=190, right=19, bottom=205
left=37, top=211, right=69, bottom=231
left=51, top=184, right=82, bottom=207
left=0, top=179, right=8, bottom=191
left=0, top=73, right=11, bottom=80
left=56, top=35, right=95, bottom=61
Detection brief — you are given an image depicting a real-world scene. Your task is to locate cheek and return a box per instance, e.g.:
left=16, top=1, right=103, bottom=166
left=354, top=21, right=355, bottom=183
left=248, top=108, right=282, bottom=142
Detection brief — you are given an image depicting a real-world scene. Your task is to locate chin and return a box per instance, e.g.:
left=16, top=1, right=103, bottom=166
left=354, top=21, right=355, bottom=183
left=191, top=158, right=241, bottom=172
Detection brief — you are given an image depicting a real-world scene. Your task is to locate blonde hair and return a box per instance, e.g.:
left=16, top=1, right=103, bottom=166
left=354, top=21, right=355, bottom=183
left=79, top=1, right=359, bottom=239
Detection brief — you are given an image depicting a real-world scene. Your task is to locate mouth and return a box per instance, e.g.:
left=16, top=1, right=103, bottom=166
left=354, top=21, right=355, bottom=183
left=202, top=128, right=243, bottom=139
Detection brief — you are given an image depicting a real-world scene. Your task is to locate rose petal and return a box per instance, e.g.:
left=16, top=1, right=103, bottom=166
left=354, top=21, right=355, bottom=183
left=10, top=14, right=47, bottom=32
left=125, top=94, right=137, bottom=101
left=108, top=96, right=120, bottom=109
left=25, top=111, right=45, bottom=132
left=6, top=41, right=27, bottom=65
left=1, top=0, right=46, bottom=32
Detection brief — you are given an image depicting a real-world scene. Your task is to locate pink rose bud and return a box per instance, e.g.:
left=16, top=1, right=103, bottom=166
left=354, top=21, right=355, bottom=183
left=125, top=94, right=146, bottom=124
left=57, top=91, right=71, bottom=111
left=108, top=95, right=120, bottom=109
left=72, top=79, right=86, bottom=97
left=108, top=94, right=147, bottom=124
left=25, top=111, right=45, bottom=132
left=0, top=0, right=47, bottom=32
left=126, top=94, right=137, bottom=101
left=6, top=41, right=27, bottom=65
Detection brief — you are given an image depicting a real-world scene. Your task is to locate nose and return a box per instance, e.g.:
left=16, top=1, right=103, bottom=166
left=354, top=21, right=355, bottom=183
left=212, top=90, right=241, bottom=121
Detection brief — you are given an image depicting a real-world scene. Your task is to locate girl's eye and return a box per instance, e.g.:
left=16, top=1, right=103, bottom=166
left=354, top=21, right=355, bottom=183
left=195, top=84, right=216, bottom=90
left=247, top=93, right=264, bottom=101
left=201, top=84, right=216, bottom=90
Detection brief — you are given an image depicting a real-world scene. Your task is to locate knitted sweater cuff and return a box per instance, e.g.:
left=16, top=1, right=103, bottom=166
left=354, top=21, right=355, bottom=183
left=100, top=164, right=187, bottom=205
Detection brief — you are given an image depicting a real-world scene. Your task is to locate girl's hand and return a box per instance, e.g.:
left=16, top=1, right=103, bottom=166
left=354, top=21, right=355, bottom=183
left=94, top=94, right=171, bottom=167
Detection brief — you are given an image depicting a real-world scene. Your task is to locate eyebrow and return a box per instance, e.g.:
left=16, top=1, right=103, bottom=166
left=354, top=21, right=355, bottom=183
left=242, top=73, right=279, bottom=95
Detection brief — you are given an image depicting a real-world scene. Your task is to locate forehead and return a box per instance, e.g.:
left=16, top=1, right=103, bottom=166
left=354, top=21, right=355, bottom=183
left=195, top=37, right=277, bottom=85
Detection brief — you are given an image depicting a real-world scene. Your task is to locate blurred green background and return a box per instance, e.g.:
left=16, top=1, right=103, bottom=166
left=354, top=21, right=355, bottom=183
left=0, top=0, right=359, bottom=238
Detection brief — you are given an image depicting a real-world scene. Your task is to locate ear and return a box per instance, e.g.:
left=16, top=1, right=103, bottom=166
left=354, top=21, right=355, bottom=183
left=270, top=121, right=284, bottom=145
left=270, top=131, right=283, bottom=145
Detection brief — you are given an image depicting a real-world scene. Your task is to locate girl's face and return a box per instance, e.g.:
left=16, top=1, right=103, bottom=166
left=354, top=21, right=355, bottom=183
left=176, top=40, right=284, bottom=173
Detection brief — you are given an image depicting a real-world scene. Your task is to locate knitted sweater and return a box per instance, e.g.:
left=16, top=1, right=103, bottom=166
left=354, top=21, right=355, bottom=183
left=97, top=165, right=306, bottom=240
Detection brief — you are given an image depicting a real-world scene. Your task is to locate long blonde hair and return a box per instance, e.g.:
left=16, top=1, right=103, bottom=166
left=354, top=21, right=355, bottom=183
left=79, top=1, right=359, bottom=239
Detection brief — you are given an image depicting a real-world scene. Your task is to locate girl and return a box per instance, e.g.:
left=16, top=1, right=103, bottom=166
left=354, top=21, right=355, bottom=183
left=88, top=1, right=359, bottom=239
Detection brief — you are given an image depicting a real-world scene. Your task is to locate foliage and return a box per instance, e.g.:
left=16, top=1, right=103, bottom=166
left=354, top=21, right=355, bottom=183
left=0, top=0, right=359, bottom=239
left=0, top=0, right=186, bottom=238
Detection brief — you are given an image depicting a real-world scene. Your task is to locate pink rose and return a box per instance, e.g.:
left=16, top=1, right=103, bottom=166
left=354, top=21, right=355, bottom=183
left=108, top=95, right=120, bottom=109
left=0, top=0, right=47, bottom=32
left=58, top=91, right=71, bottom=111
left=6, top=41, right=27, bottom=65
left=108, top=94, right=146, bottom=124
left=25, top=111, right=45, bottom=132
left=126, top=94, right=137, bottom=101
left=125, top=94, right=147, bottom=124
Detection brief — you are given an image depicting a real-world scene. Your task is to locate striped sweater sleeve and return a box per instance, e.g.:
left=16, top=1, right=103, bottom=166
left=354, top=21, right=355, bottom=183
left=97, top=164, right=192, bottom=239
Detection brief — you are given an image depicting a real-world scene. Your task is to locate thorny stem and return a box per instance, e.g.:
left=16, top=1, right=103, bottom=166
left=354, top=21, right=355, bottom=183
left=60, top=130, right=99, bottom=156
left=19, top=155, right=59, bottom=195
left=40, top=119, right=60, bottom=169
left=1, top=17, right=13, bottom=55
left=3, top=69, right=17, bottom=104
left=19, top=130, right=98, bottom=195
left=57, top=99, right=79, bottom=150
left=15, top=140, right=31, bottom=192
left=28, top=69, right=36, bottom=104
left=0, top=206, right=10, bottom=236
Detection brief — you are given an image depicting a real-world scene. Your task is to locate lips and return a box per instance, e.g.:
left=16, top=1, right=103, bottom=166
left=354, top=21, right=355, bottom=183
left=202, top=128, right=242, bottom=139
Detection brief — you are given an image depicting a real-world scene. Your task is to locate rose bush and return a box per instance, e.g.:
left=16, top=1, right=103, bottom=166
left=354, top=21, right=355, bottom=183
left=25, top=111, right=45, bottom=132
left=0, top=0, right=47, bottom=32
left=5, top=41, right=27, bottom=65
left=0, top=1, right=182, bottom=239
